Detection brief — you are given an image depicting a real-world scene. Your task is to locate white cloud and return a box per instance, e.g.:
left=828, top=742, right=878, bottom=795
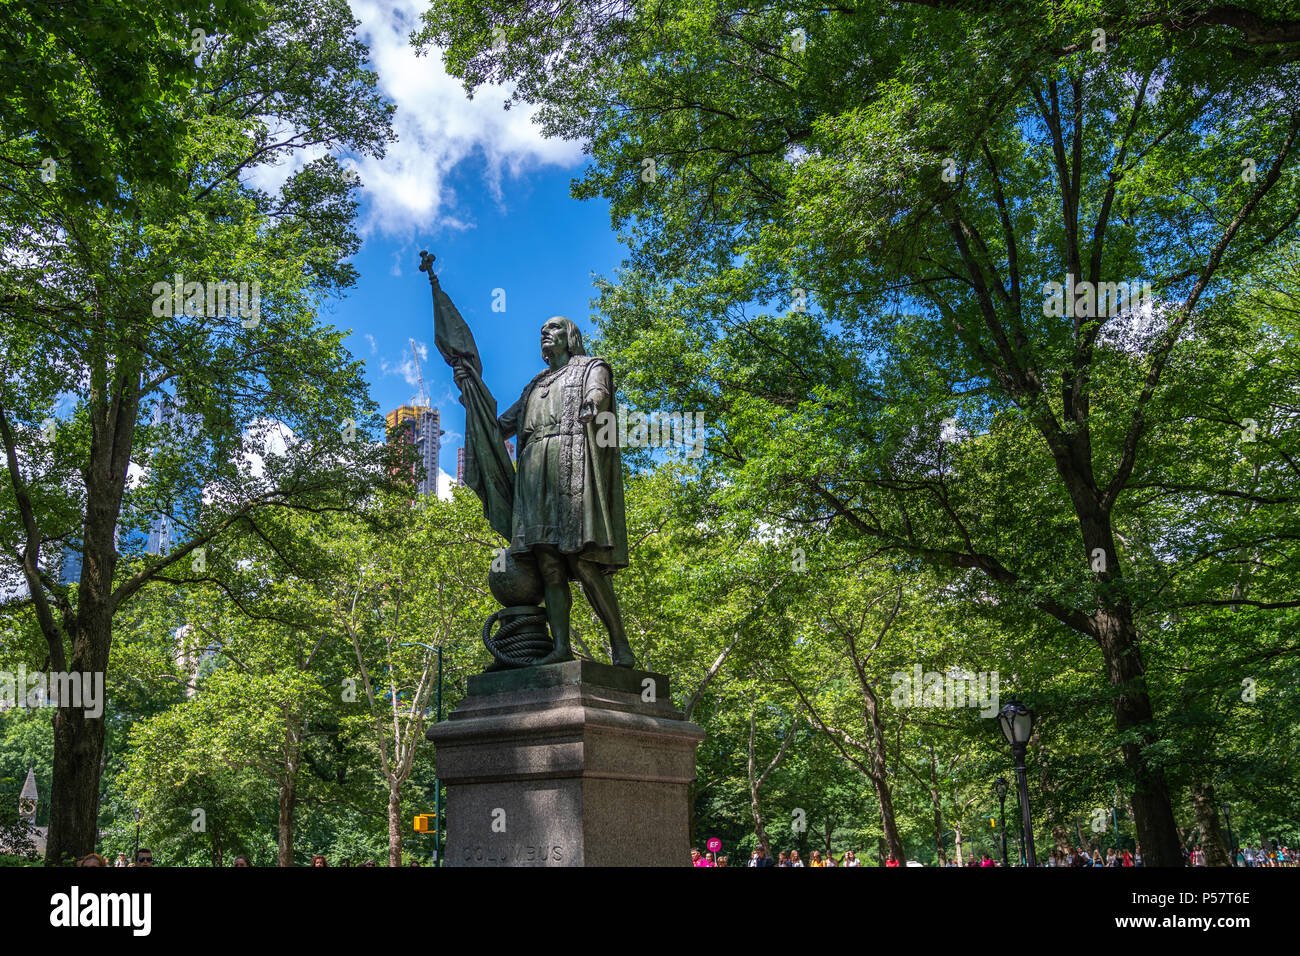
left=364, top=333, right=378, bottom=355
left=379, top=338, right=430, bottom=389
left=436, top=467, right=456, bottom=501
left=346, top=0, right=581, bottom=237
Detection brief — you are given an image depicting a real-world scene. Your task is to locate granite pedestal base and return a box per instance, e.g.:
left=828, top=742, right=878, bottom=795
left=427, top=659, right=704, bottom=867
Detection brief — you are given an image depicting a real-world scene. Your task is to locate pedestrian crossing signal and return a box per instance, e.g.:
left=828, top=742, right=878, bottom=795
left=414, top=814, right=435, bottom=832
left=990, top=817, right=996, bottom=828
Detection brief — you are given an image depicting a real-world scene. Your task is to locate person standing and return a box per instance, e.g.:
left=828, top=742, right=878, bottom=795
left=843, top=850, right=861, bottom=867
left=788, top=850, right=804, bottom=867
left=1191, top=844, right=1206, bottom=867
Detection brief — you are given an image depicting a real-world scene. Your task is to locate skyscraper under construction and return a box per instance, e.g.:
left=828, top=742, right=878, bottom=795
left=386, top=404, right=443, bottom=497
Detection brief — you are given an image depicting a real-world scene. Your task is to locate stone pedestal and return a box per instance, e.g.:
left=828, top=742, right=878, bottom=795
left=428, top=659, right=704, bottom=866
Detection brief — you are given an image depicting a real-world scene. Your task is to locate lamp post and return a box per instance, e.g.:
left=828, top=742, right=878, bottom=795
left=133, top=807, right=142, bottom=861
left=998, top=699, right=1038, bottom=867
left=994, top=777, right=1010, bottom=867
left=400, top=641, right=443, bottom=867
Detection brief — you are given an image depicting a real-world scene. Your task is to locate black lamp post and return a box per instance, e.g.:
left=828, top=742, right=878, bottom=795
left=998, top=699, right=1038, bottom=867
left=994, top=777, right=1010, bottom=867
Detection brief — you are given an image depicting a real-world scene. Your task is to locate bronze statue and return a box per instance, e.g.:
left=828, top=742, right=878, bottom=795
left=421, top=252, right=634, bottom=669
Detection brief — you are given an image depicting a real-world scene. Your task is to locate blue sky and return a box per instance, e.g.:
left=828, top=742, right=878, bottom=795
left=299, top=0, right=629, bottom=489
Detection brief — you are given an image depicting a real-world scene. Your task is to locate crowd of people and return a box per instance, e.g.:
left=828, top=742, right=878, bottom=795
left=690, top=846, right=883, bottom=867
left=689, top=842, right=1298, bottom=867
left=70, top=849, right=422, bottom=866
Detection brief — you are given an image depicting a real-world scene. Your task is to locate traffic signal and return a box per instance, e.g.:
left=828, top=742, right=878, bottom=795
left=990, top=816, right=996, bottom=828
left=414, top=814, right=436, bottom=833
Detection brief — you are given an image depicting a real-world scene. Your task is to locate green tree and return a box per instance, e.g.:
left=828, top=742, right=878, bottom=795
left=0, top=0, right=395, bottom=863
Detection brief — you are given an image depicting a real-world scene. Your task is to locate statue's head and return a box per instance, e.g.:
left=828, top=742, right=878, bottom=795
left=540, top=315, right=586, bottom=364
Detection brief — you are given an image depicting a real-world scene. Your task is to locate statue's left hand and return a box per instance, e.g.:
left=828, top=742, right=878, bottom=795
left=579, top=399, right=598, bottom=424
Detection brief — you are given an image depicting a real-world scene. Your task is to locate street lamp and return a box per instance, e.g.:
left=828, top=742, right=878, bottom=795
left=400, top=641, right=443, bottom=868
left=998, top=699, right=1038, bottom=867
left=994, top=777, right=1010, bottom=867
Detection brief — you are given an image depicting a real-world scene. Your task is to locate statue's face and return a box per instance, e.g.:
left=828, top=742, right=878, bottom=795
left=540, top=317, right=569, bottom=361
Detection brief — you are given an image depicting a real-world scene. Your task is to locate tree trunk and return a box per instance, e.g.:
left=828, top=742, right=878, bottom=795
left=862, top=688, right=906, bottom=863
left=927, top=747, right=946, bottom=865
left=1093, top=606, right=1182, bottom=866
left=749, top=794, right=771, bottom=856
left=870, top=771, right=906, bottom=863
left=1073, top=496, right=1183, bottom=867
left=46, top=602, right=113, bottom=864
left=933, top=798, right=946, bottom=866
left=954, top=823, right=963, bottom=866
left=1191, top=779, right=1230, bottom=866
left=43, top=360, right=139, bottom=865
left=388, top=783, right=403, bottom=867
left=46, top=700, right=107, bottom=865
left=277, top=777, right=296, bottom=867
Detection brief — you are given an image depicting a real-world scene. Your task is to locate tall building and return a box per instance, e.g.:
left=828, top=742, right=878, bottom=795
left=456, top=440, right=514, bottom=487
left=386, top=405, right=444, bottom=497
left=145, top=395, right=183, bottom=555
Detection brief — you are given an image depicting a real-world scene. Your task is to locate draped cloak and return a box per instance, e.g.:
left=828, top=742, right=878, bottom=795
left=497, top=356, right=629, bottom=576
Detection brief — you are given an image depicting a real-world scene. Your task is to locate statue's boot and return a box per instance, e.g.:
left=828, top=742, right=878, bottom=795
left=610, top=639, right=636, bottom=669
left=536, top=642, right=575, bottom=666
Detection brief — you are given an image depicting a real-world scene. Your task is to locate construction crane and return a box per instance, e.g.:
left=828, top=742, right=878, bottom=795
left=410, top=337, right=430, bottom=407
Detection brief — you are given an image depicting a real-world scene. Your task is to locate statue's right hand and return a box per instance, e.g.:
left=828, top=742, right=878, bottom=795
left=453, top=364, right=470, bottom=389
